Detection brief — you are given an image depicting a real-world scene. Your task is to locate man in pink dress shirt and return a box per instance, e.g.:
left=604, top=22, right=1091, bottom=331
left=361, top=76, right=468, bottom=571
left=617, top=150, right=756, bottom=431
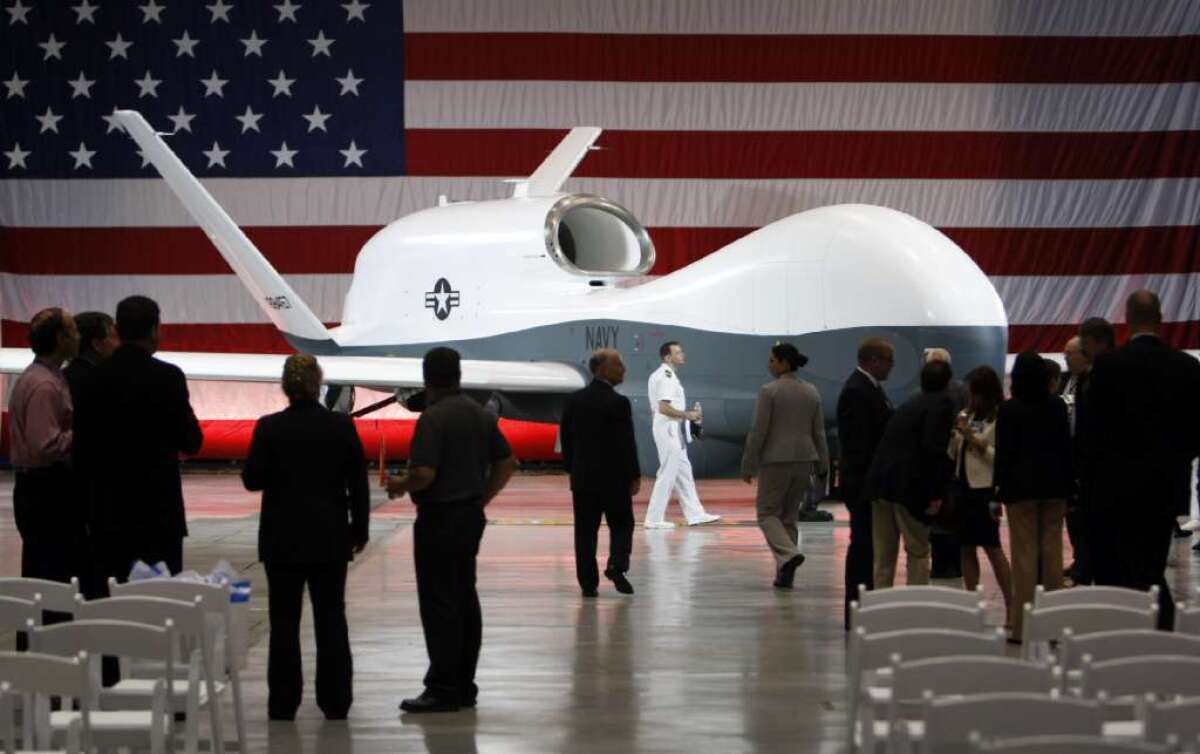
left=10, top=308, right=81, bottom=583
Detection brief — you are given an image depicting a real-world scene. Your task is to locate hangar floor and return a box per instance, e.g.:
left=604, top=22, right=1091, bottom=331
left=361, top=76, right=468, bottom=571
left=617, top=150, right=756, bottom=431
left=1, top=471, right=1197, bottom=753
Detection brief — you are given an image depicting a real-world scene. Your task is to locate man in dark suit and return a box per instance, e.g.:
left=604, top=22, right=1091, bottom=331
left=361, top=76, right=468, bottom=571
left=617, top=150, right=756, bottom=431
left=560, top=348, right=642, bottom=597
left=76, top=295, right=203, bottom=578
left=243, top=354, right=369, bottom=721
left=866, top=360, right=956, bottom=588
left=837, top=337, right=894, bottom=628
left=1086, top=291, right=1200, bottom=629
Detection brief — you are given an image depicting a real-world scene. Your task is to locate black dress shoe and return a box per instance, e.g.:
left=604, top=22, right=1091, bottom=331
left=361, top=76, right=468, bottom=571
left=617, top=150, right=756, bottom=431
left=581, top=588, right=598, bottom=597
left=461, top=698, right=477, bottom=709
left=399, top=692, right=460, bottom=713
left=774, top=554, right=806, bottom=588
left=604, top=569, right=635, bottom=594
left=1175, top=524, right=1193, bottom=539
left=268, top=712, right=296, bottom=721
left=1193, top=539, right=1200, bottom=552
left=797, top=508, right=834, bottom=523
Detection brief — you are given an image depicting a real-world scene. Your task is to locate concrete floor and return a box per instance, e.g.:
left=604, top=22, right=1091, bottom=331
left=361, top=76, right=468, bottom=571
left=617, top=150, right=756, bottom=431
left=1, top=471, right=1197, bottom=753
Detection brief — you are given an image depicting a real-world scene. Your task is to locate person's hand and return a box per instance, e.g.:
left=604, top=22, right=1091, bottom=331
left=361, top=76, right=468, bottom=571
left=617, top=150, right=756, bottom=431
left=989, top=503, right=1003, bottom=522
left=629, top=477, right=641, bottom=497
left=742, top=474, right=754, bottom=485
left=926, top=498, right=943, bottom=516
left=351, top=539, right=367, bottom=556
left=386, top=474, right=409, bottom=499
left=955, top=412, right=970, bottom=432
left=685, top=410, right=701, bottom=422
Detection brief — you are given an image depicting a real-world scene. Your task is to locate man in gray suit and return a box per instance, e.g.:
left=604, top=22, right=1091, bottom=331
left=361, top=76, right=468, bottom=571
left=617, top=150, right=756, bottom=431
left=741, top=343, right=829, bottom=588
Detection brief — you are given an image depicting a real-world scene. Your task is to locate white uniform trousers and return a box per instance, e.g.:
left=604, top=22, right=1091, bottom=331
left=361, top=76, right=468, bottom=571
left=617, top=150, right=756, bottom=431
left=645, top=420, right=708, bottom=524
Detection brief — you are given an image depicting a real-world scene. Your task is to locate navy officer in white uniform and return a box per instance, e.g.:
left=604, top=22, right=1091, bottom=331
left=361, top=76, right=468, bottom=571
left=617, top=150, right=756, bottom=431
left=644, top=341, right=721, bottom=528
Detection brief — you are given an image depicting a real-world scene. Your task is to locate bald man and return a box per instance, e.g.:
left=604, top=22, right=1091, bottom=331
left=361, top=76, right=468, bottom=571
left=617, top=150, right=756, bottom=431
left=560, top=349, right=641, bottom=596
left=1087, top=290, right=1200, bottom=629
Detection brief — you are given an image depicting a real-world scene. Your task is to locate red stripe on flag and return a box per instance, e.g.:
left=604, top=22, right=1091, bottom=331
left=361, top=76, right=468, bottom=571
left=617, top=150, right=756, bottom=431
left=0, top=226, right=373, bottom=275
left=405, top=33, right=1200, bottom=83
left=3, top=226, right=1199, bottom=277
left=1008, top=321, right=1200, bottom=353
left=404, top=129, right=1200, bottom=180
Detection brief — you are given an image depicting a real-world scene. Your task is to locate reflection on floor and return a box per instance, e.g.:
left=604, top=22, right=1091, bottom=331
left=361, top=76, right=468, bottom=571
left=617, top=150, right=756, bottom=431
left=1, top=472, right=1196, bottom=753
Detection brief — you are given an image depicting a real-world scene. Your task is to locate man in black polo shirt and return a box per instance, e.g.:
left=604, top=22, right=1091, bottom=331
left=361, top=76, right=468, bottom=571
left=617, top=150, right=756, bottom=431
left=386, top=347, right=517, bottom=713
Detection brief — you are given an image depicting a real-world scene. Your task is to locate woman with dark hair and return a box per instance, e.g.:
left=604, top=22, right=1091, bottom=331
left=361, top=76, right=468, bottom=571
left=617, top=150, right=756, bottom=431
left=949, top=366, right=1012, bottom=620
left=993, top=351, right=1074, bottom=642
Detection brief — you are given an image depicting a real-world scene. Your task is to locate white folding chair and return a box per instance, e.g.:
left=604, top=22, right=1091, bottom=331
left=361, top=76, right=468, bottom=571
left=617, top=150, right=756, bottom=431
left=875, top=656, right=1058, bottom=754
left=1079, top=654, right=1200, bottom=740
left=0, top=579, right=80, bottom=616
left=0, top=596, right=40, bottom=651
left=847, top=627, right=1005, bottom=751
left=969, top=733, right=1167, bottom=753
left=1033, top=585, right=1158, bottom=611
left=31, top=620, right=173, bottom=754
left=910, top=692, right=1102, bottom=754
left=1057, top=628, right=1200, bottom=693
left=77, top=595, right=225, bottom=754
left=110, top=578, right=247, bottom=752
left=851, top=602, right=989, bottom=635
left=1174, top=601, right=1200, bottom=635
left=1021, top=604, right=1157, bottom=662
left=1144, top=697, right=1200, bottom=747
left=859, top=585, right=985, bottom=610
left=0, top=651, right=91, bottom=753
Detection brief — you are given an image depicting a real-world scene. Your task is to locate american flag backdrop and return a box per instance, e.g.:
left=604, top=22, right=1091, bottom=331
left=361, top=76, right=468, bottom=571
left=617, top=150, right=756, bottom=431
left=1, top=0, right=1198, bottom=454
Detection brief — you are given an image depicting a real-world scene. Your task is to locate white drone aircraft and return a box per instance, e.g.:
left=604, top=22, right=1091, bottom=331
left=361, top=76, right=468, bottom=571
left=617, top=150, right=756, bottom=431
left=1, top=110, right=1007, bottom=476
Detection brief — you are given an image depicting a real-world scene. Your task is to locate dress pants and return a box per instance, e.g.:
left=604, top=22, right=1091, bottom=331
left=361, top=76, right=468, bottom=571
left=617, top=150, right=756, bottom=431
left=645, top=422, right=707, bottom=524
left=755, top=462, right=812, bottom=568
left=1092, top=507, right=1175, bottom=631
left=572, top=487, right=634, bottom=591
left=1064, top=504, right=1093, bottom=583
left=264, top=560, right=352, bottom=718
left=13, top=467, right=82, bottom=650
left=841, top=474, right=873, bottom=629
left=413, top=502, right=487, bottom=703
left=1004, top=499, right=1066, bottom=640
left=872, top=499, right=931, bottom=588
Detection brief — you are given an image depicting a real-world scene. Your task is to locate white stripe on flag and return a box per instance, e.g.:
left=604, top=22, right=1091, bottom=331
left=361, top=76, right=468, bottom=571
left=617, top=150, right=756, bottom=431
left=403, top=0, right=1198, bottom=36
left=405, top=81, right=1200, bottom=132
left=3, top=178, right=1197, bottom=229
left=993, top=272, right=1200, bottom=325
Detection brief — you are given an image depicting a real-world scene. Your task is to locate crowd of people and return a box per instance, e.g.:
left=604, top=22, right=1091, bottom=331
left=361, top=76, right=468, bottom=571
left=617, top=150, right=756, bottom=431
left=9, top=287, right=1200, bottom=717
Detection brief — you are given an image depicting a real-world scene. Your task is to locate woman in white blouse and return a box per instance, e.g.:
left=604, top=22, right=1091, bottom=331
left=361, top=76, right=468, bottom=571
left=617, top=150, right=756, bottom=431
left=949, top=366, right=1013, bottom=620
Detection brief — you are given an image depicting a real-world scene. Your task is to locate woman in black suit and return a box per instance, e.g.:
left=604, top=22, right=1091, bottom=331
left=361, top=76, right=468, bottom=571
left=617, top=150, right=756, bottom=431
left=993, top=352, right=1074, bottom=642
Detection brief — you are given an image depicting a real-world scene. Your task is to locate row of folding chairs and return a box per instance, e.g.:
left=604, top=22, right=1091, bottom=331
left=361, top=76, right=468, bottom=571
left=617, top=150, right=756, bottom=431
left=0, top=575, right=247, bottom=753
left=848, top=585, right=1200, bottom=752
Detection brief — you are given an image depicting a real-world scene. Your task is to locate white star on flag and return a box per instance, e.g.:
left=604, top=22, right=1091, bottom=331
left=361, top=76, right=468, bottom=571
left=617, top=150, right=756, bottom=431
left=339, top=140, right=366, bottom=167
left=206, top=0, right=233, bottom=22
left=6, top=0, right=31, bottom=25
left=302, top=105, right=331, bottom=132
left=36, top=106, right=62, bottom=133
left=168, top=106, right=196, bottom=133
left=235, top=105, right=263, bottom=133
left=4, top=143, right=30, bottom=169
left=139, top=0, right=165, bottom=24
left=67, top=71, right=95, bottom=99
left=308, top=30, right=334, bottom=57
left=336, top=69, right=363, bottom=96
left=173, top=31, right=200, bottom=58
left=271, top=142, right=297, bottom=168
left=342, top=0, right=369, bottom=21
left=69, top=142, right=96, bottom=169
left=274, top=0, right=300, bottom=22
left=203, top=141, right=230, bottom=168
left=201, top=70, right=228, bottom=97
left=101, top=111, right=122, bottom=133
left=267, top=70, right=295, bottom=97
left=241, top=30, right=268, bottom=57
left=4, top=71, right=29, bottom=99
left=135, top=71, right=162, bottom=98
left=106, top=33, right=133, bottom=59
left=39, top=34, right=67, bottom=61
left=72, top=0, right=99, bottom=23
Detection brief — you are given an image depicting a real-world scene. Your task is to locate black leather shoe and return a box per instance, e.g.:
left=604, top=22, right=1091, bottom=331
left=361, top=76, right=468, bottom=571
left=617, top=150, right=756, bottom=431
left=461, top=698, right=477, bottom=709
left=399, top=693, right=460, bottom=713
left=1193, top=539, right=1200, bottom=552
left=797, top=508, right=834, bottom=523
left=1175, top=524, right=1193, bottom=539
left=268, top=712, right=296, bottom=721
left=581, top=588, right=598, bottom=597
left=604, top=569, right=634, bottom=595
left=774, top=554, right=806, bottom=588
